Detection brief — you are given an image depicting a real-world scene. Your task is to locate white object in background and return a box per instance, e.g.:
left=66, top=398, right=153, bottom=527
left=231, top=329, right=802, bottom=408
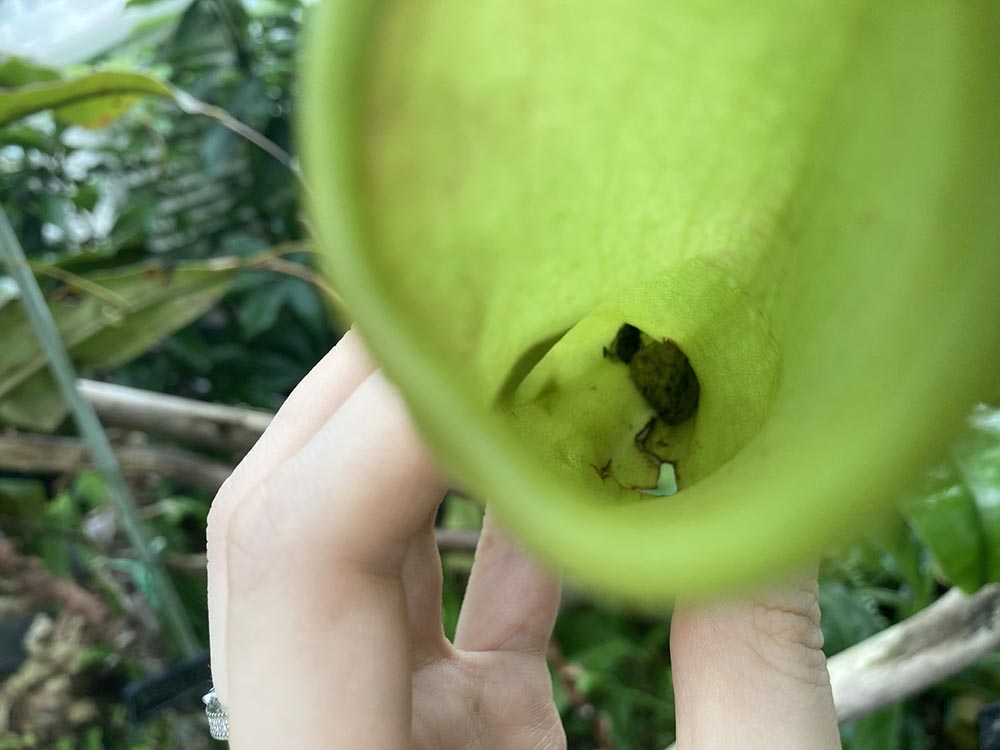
left=0, top=0, right=192, bottom=67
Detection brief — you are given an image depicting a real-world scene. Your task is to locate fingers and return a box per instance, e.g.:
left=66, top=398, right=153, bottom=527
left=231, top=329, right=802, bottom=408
left=401, top=522, right=449, bottom=656
left=454, top=510, right=561, bottom=656
left=670, top=574, right=841, bottom=749
left=206, top=329, right=375, bottom=701
left=224, top=371, right=448, bottom=749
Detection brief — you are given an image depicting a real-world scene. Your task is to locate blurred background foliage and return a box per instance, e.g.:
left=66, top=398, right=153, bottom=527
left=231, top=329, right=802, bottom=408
left=0, top=1, right=998, bottom=748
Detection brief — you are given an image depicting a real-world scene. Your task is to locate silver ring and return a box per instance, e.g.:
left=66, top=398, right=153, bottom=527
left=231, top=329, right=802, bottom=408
left=203, top=689, right=230, bottom=741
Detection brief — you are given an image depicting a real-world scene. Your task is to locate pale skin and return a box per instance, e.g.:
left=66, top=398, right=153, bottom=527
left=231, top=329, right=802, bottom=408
left=206, top=330, right=841, bottom=749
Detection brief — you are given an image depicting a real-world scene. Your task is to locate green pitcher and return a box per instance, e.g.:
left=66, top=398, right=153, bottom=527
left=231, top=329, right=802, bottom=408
left=301, top=0, right=1000, bottom=600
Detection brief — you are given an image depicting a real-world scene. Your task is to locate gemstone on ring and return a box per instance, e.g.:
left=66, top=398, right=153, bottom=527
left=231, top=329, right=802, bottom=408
left=203, top=689, right=230, bottom=741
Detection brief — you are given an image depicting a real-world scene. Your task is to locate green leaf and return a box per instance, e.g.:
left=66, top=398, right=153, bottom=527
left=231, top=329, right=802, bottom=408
left=952, top=405, right=1000, bottom=583
left=0, top=58, right=60, bottom=88
left=40, top=491, right=81, bottom=577
left=0, top=478, right=47, bottom=542
left=74, top=470, right=110, bottom=511
left=81, top=726, right=104, bottom=750
left=0, top=123, right=55, bottom=151
left=903, top=405, right=1000, bottom=592
left=73, top=184, right=100, bottom=213
left=901, top=461, right=987, bottom=592
left=843, top=704, right=902, bottom=750
left=36, top=194, right=72, bottom=231
left=0, top=69, right=174, bottom=129
left=441, top=493, right=484, bottom=531
left=818, top=580, right=882, bottom=657
left=302, top=0, right=1000, bottom=599
left=0, top=258, right=241, bottom=431
left=78, top=644, right=115, bottom=670
left=237, top=278, right=290, bottom=339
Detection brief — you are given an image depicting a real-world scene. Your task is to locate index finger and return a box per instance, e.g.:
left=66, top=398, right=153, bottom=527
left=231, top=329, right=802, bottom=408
left=206, top=330, right=375, bottom=702
left=224, top=371, right=447, bottom=748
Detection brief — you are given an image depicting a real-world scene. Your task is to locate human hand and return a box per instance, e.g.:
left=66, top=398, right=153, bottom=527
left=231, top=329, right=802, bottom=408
left=206, top=331, right=841, bottom=748
left=206, top=330, right=562, bottom=748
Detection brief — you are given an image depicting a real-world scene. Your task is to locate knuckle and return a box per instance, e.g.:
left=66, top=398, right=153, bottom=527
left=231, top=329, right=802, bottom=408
left=269, top=451, right=309, bottom=495
left=743, top=583, right=831, bottom=689
left=224, top=480, right=293, bottom=595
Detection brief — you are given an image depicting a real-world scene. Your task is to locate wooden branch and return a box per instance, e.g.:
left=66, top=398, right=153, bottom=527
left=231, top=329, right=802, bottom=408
left=0, top=433, right=232, bottom=492
left=434, top=528, right=480, bottom=553
left=1, top=430, right=479, bottom=550
left=828, top=583, right=1000, bottom=722
left=77, top=378, right=271, bottom=454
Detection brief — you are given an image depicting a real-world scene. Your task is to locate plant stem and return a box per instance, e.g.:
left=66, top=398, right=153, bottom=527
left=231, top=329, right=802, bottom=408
left=0, top=206, right=200, bottom=658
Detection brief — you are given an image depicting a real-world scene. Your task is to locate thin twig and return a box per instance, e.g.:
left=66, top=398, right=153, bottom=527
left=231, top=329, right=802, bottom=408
left=246, top=240, right=312, bottom=261
left=251, top=255, right=345, bottom=308
left=0, top=539, right=130, bottom=646
left=171, top=89, right=302, bottom=187
left=0, top=207, right=199, bottom=658
left=26, top=261, right=129, bottom=308
left=0, top=432, right=232, bottom=492
left=78, top=378, right=271, bottom=453
left=434, top=529, right=480, bottom=553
